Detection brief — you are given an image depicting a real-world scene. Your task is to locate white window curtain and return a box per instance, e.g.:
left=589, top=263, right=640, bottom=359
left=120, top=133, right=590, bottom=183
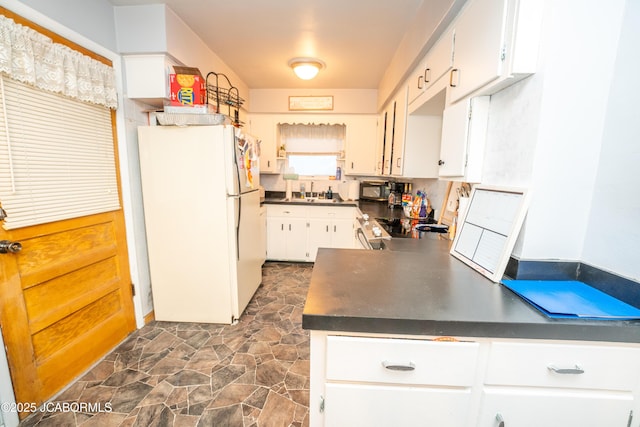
left=0, top=15, right=117, bottom=109
left=278, top=123, right=345, bottom=153
left=0, top=76, right=120, bottom=230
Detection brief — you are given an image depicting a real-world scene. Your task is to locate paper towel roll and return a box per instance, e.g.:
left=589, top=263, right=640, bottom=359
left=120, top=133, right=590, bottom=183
left=285, top=180, right=292, bottom=199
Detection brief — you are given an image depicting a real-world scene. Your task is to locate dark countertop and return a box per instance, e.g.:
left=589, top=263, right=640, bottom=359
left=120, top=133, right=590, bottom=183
left=302, top=241, right=640, bottom=343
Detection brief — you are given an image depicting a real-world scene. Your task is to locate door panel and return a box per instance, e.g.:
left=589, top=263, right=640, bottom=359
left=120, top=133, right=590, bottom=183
left=0, top=210, right=135, bottom=417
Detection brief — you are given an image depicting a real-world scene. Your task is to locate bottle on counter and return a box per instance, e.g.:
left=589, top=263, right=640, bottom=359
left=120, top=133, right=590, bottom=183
left=327, top=186, right=333, bottom=199
left=402, top=183, right=412, bottom=207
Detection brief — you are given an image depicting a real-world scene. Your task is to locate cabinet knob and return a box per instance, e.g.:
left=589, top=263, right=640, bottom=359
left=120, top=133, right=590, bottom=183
left=496, top=413, right=505, bottom=427
left=438, top=160, right=445, bottom=166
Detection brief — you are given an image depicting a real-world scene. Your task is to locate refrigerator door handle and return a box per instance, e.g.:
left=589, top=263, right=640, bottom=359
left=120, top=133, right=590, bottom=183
left=235, top=197, right=242, bottom=261
left=232, top=135, right=242, bottom=196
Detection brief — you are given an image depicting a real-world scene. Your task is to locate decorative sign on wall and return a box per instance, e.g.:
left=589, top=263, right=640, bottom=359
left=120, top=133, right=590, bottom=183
left=288, top=95, right=334, bottom=111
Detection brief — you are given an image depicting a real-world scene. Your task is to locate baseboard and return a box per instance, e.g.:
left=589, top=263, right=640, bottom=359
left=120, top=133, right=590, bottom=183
left=506, top=257, right=640, bottom=309
left=144, top=310, right=155, bottom=324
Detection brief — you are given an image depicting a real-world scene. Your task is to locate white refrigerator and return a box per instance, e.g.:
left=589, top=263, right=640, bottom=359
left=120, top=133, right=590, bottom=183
left=138, top=124, right=263, bottom=324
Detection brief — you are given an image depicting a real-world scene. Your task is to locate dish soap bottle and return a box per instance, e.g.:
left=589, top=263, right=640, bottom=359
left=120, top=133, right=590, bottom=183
left=327, top=186, right=333, bottom=200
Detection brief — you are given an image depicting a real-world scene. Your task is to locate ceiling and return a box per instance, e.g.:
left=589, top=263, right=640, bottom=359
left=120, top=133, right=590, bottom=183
left=108, top=0, right=425, bottom=89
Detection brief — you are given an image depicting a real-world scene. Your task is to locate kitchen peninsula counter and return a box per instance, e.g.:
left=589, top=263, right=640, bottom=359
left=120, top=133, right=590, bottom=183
left=302, top=240, right=640, bottom=343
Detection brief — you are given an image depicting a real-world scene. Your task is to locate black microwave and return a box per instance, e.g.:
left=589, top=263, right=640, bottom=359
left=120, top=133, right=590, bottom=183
left=359, top=180, right=390, bottom=201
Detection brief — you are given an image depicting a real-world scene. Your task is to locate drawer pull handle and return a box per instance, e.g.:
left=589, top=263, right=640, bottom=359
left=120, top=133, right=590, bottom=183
left=382, top=361, right=415, bottom=371
left=547, top=364, right=584, bottom=375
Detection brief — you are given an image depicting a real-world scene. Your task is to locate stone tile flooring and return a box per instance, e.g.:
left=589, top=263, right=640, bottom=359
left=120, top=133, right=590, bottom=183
left=20, top=262, right=313, bottom=427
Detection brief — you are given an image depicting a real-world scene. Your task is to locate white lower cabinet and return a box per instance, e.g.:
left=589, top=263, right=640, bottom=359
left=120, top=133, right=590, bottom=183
left=478, top=388, right=634, bottom=427
left=311, top=334, right=480, bottom=427
left=266, top=216, right=308, bottom=261
left=266, top=205, right=356, bottom=262
left=308, top=207, right=356, bottom=259
left=309, top=333, right=640, bottom=427
left=324, top=383, right=471, bottom=427
left=479, top=341, right=640, bottom=427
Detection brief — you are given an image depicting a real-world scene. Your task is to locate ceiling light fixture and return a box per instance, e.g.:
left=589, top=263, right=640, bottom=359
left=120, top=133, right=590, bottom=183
left=288, top=58, right=325, bottom=80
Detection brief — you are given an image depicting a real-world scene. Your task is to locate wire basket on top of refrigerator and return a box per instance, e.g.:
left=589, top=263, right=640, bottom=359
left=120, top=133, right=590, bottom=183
left=206, top=71, right=245, bottom=127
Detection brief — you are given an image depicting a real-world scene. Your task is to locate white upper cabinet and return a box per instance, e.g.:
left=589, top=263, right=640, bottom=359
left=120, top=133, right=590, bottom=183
left=407, top=27, right=455, bottom=106
left=377, top=87, right=408, bottom=177
left=124, top=54, right=177, bottom=106
left=390, top=87, right=408, bottom=177
left=447, top=0, right=543, bottom=104
left=247, top=115, right=278, bottom=173
left=448, top=0, right=509, bottom=104
left=344, top=116, right=378, bottom=176
left=439, top=96, right=490, bottom=182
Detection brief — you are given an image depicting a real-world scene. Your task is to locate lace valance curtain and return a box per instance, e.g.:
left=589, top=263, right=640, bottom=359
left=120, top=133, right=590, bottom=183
left=0, top=15, right=117, bottom=109
left=278, top=123, right=346, bottom=153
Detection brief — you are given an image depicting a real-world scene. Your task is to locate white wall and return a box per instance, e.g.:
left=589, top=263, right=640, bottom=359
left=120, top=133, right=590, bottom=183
left=14, top=0, right=117, bottom=51
left=250, top=88, right=378, bottom=114
left=482, top=0, right=637, bottom=281
left=581, top=0, right=640, bottom=281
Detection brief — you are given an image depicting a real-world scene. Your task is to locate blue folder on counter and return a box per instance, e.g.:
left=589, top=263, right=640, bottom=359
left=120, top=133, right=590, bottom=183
left=501, top=280, right=640, bottom=320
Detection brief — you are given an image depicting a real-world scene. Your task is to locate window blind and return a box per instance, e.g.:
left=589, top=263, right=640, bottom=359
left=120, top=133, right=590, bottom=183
left=0, top=76, right=120, bottom=230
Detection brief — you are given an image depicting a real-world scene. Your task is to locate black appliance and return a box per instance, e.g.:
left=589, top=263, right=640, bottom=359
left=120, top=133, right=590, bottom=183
left=376, top=213, right=447, bottom=239
left=359, top=180, right=390, bottom=201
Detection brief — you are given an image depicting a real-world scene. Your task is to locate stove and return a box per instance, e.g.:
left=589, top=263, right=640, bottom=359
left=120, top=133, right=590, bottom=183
left=375, top=217, right=448, bottom=239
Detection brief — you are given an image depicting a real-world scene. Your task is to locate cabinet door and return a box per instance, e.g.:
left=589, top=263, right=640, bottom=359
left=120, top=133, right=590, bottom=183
left=449, top=0, right=508, bottom=104
left=266, top=217, right=308, bottom=261
left=381, top=104, right=394, bottom=175
left=331, top=218, right=355, bottom=249
left=439, top=99, right=470, bottom=178
left=308, top=219, right=332, bottom=261
left=407, top=56, right=428, bottom=105
left=324, top=383, right=472, bottom=427
left=124, top=54, right=176, bottom=104
left=423, top=27, right=455, bottom=91
left=248, top=115, right=278, bottom=173
left=259, top=208, right=266, bottom=264
left=478, top=388, right=634, bottom=427
left=375, top=111, right=386, bottom=175
left=344, top=116, right=378, bottom=175
left=390, top=87, right=408, bottom=176
left=266, top=217, right=287, bottom=260
left=439, top=96, right=489, bottom=182
left=286, top=218, right=309, bottom=261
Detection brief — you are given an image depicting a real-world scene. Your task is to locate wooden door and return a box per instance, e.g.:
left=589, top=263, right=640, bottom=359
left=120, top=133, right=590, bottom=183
left=0, top=209, right=135, bottom=417
left=0, top=10, right=136, bottom=416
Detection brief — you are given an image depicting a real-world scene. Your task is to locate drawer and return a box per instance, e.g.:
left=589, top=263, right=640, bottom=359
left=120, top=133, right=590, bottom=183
left=266, top=204, right=307, bottom=217
left=307, top=205, right=355, bottom=219
left=485, top=342, right=640, bottom=391
left=326, top=336, right=479, bottom=387
left=325, top=383, right=472, bottom=427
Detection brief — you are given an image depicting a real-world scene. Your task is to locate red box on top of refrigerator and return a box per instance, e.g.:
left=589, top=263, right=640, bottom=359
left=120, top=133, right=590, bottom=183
left=169, top=66, right=205, bottom=106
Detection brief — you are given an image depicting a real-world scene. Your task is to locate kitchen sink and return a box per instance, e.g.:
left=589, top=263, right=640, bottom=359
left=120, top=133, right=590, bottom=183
left=281, top=197, right=337, bottom=203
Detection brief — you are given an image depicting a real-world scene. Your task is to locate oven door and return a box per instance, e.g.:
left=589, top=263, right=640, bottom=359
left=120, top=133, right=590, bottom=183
left=355, top=227, right=373, bottom=249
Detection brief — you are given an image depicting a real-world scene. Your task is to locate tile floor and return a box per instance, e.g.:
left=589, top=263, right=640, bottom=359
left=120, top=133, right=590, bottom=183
left=20, top=262, right=313, bottom=427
